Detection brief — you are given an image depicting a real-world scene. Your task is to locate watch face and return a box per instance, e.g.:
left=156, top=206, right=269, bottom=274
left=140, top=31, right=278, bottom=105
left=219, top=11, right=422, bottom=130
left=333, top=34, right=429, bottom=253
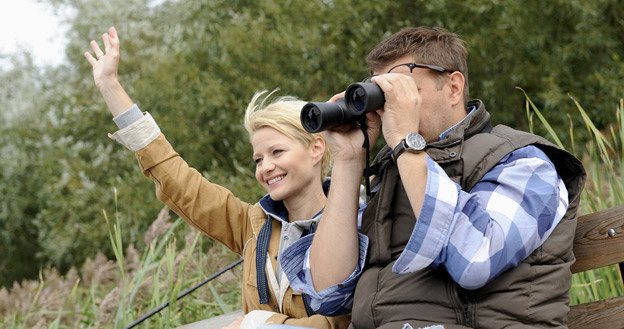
left=405, top=133, right=426, bottom=151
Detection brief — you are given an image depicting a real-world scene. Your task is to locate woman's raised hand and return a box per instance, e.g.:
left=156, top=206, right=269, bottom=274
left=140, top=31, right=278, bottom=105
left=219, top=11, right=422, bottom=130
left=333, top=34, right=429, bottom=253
left=84, top=26, right=120, bottom=89
left=84, top=26, right=133, bottom=117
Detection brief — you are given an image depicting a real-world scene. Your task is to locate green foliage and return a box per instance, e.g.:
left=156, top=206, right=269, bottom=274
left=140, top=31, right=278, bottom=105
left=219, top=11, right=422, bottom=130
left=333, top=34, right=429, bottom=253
left=1, top=0, right=624, bottom=318
left=2, top=0, right=624, bottom=294
left=460, top=0, right=624, bottom=142
left=0, top=55, right=159, bottom=285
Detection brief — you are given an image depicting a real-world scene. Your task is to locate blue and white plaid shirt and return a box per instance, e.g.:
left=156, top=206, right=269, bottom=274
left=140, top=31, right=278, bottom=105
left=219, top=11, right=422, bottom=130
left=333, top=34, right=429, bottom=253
left=281, top=144, right=568, bottom=316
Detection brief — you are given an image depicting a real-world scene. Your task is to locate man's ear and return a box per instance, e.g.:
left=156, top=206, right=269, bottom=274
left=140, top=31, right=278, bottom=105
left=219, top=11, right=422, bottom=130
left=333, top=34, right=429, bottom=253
left=447, top=71, right=465, bottom=107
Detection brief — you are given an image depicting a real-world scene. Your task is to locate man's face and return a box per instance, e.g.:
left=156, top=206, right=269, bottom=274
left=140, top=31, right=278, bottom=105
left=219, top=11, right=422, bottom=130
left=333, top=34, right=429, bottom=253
left=374, top=55, right=456, bottom=143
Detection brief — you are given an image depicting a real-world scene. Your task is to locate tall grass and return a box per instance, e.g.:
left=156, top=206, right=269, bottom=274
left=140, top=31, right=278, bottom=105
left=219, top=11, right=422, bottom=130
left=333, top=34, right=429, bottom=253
left=0, top=196, right=242, bottom=328
left=2, top=94, right=624, bottom=327
left=520, top=88, right=624, bottom=305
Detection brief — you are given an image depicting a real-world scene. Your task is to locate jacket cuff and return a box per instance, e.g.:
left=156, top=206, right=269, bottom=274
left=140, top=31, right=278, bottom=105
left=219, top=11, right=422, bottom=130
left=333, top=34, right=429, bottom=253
left=108, top=112, right=161, bottom=151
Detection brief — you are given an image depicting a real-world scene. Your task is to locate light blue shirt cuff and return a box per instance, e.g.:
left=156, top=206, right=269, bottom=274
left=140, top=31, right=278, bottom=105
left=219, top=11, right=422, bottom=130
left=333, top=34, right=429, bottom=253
left=113, top=104, right=143, bottom=129
left=280, top=232, right=368, bottom=315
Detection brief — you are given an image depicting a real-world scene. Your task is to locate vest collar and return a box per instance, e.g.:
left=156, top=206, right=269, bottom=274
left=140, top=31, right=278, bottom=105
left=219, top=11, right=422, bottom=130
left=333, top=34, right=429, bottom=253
left=427, top=99, right=491, bottom=163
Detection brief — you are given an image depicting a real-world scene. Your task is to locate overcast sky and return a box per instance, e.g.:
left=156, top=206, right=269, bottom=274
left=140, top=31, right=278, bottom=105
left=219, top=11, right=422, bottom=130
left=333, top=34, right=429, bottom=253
left=0, top=0, right=68, bottom=67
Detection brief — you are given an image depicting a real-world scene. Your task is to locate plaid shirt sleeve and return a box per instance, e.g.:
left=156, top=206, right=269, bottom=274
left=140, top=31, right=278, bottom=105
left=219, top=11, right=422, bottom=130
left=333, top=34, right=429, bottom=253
left=282, top=145, right=568, bottom=315
left=281, top=232, right=368, bottom=316
left=280, top=204, right=368, bottom=316
left=393, top=145, right=569, bottom=289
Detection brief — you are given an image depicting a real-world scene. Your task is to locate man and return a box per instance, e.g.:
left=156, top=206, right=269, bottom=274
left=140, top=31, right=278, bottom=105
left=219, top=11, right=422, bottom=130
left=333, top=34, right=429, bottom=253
left=281, top=26, right=586, bottom=328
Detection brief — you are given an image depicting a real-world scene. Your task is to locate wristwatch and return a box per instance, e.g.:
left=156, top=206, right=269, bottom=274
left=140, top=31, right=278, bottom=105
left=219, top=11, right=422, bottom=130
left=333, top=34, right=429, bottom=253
left=392, top=132, right=426, bottom=162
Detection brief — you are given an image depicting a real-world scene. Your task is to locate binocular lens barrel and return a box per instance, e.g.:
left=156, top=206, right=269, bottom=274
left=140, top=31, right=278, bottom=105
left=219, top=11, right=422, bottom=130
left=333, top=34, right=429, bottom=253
left=300, top=82, right=385, bottom=133
left=301, top=105, right=321, bottom=132
left=345, top=82, right=385, bottom=114
left=300, top=98, right=352, bottom=133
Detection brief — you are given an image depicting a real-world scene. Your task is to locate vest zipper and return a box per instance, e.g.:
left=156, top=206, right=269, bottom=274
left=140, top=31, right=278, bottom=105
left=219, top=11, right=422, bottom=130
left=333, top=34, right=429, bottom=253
left=455, top=286, right=474, bottom=327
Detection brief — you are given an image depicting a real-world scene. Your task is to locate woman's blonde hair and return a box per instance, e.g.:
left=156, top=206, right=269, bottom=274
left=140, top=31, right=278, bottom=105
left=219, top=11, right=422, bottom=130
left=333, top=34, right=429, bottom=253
left=244, top=90, right=332, bottom=178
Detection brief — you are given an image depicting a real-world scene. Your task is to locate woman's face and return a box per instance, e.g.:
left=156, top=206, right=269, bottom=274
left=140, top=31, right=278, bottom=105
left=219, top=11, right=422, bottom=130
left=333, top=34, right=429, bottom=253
left=251, top=126, right=323, bottom=202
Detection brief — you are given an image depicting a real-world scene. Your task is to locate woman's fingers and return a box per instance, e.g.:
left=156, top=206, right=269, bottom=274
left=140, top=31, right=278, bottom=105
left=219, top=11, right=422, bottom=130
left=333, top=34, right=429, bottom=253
left=84, top=27, right=121, bottom=87
left=102, top=32, right=111, bottom=54
left=84, top=51, right=96, bottom=66
left=109, top=26, right=118, bottom=42
left=84, top=40, right=102, bottom=68
left=87, top=26, right=118, bottom=64
left=89, top=40, right=104, bottom=59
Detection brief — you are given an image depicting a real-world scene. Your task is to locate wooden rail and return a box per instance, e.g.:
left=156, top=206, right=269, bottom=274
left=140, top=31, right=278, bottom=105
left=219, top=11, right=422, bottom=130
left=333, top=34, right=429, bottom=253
left=568, top=205, right=624, bottom=329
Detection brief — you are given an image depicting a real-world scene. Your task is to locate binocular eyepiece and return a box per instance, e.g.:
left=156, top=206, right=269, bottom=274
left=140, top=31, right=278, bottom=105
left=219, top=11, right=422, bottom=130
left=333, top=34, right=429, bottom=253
left=300, top=82, right=385, bottom=133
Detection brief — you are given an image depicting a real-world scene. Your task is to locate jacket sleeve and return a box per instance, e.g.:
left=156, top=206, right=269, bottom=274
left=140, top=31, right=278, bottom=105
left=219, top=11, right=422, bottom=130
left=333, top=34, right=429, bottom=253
left=110, top=112, right=254, bottom=254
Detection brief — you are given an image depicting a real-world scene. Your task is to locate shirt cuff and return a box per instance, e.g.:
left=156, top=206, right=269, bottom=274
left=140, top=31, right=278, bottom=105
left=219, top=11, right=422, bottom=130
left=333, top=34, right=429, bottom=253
left=108, top=111, right=161, bottom=151
left=113, top=104, right=144, bottom=129
left=280, top=232, right=368, bottom=315
left=240, top=310, right=278, bottom=329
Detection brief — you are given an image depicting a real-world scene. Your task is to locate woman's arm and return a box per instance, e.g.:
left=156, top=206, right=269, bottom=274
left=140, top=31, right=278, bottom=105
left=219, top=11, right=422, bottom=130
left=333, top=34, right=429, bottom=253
left=85, top=27, right=253, bottom=253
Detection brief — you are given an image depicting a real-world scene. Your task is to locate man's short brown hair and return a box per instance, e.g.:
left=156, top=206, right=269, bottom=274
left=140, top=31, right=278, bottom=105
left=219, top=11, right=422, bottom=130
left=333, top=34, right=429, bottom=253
left=367, top=26, right=469, bottom=104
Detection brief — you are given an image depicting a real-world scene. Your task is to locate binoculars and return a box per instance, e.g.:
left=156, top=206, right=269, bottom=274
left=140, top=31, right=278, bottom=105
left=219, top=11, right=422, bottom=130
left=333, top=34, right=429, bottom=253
left=300, top=82, right=385, bottom=133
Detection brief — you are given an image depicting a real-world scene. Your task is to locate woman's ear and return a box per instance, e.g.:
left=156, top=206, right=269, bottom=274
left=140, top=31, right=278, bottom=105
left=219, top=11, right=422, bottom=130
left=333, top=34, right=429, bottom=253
left=447, top=71, right=465, bottom=107
left=310, top=136, right=326, bottom=165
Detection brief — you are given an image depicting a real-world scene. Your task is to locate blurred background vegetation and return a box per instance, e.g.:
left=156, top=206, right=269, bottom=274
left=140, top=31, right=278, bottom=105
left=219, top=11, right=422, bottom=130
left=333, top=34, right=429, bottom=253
left=1, top=0, right=624, bottom=326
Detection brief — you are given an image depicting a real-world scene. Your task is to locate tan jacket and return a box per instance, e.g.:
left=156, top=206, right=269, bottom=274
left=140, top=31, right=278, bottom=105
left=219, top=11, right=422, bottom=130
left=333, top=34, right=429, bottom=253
left=134, top=133, right=350, bottom=328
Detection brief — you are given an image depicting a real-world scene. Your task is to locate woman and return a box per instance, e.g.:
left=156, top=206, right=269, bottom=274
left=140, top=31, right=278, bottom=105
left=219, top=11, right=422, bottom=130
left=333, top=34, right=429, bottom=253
left=85, top=26, right=349, bottom=329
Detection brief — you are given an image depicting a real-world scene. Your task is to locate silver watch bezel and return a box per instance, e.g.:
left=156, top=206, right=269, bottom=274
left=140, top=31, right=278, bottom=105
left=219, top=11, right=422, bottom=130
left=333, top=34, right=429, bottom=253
left=405, top=132, right=426, bottom=151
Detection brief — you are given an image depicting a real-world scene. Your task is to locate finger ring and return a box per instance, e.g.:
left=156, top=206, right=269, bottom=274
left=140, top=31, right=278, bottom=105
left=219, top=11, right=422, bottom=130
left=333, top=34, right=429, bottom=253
left=96, top=53, right=104, bottom=59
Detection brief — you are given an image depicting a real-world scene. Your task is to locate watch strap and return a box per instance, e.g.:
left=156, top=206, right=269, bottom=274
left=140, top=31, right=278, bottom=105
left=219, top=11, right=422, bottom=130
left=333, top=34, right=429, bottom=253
left=392, top=139, right=408, bottom=162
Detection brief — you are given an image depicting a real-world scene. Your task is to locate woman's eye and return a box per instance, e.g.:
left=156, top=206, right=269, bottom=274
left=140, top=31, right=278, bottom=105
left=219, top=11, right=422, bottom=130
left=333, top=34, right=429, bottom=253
left=273, top=149, right=284, bottom=156
left=254, top=158, right=262, bottom=165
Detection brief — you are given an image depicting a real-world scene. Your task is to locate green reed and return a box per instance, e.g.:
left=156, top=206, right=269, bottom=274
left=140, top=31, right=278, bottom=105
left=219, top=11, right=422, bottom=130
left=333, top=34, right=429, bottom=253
left=0, top=196, right=241, bottom=328
left=520, top=88, right=624, bottom=305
